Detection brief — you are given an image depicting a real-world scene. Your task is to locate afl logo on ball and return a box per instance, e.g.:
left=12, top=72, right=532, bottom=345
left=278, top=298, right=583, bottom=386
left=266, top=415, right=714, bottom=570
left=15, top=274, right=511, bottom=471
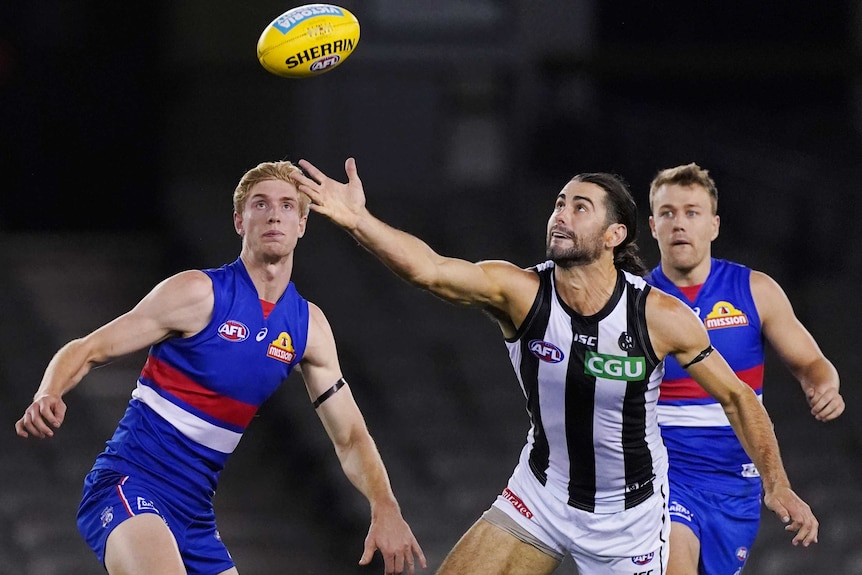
left=218, top=320, right=249, bottom=342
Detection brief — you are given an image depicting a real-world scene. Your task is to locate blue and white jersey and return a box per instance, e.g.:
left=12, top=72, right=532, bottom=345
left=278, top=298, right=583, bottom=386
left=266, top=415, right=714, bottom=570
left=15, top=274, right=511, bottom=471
left=646, top=258, right=764, bottom=496
left=91, top=258, right=309, bottom=500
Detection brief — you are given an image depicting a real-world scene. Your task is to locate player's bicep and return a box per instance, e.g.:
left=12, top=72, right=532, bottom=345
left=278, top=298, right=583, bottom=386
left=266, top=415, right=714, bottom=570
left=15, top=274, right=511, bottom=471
left=84, top=270, right=214, bottom=362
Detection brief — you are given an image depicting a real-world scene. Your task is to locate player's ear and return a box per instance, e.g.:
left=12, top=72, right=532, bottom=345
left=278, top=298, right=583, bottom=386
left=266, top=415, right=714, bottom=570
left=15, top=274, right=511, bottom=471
left=711, top=214, right=720, bottom=241
left=648, top=215, right=658, bottom=239
left=234, top=211, right=244, bottom=237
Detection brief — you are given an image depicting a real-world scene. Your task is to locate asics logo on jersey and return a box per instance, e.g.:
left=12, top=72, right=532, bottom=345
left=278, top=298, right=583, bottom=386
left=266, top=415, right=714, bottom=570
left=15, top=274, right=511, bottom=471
left=528, top=340, right=564, bottom=363
left=584, top=352, right=645, bottom=381
left=218, top=320, right=250, bottom=342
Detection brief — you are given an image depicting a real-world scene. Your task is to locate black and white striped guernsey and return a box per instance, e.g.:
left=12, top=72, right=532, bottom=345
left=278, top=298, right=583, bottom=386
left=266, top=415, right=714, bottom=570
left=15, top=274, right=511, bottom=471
left=506, top=261, right=667, bottom=513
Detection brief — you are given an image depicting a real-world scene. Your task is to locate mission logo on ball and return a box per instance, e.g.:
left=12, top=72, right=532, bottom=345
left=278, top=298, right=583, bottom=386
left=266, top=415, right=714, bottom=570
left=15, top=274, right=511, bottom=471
left=257, top=4, right=360, bottom=78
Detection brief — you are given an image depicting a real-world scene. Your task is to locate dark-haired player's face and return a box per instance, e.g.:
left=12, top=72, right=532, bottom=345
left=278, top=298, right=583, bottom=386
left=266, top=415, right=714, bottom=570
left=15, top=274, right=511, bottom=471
left=546, top=181, right=608, bottom=268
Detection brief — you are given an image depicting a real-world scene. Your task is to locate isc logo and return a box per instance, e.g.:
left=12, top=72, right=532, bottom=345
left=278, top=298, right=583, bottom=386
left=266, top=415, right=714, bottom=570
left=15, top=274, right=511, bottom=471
left=218, top=320, right=249, bottom=342
left=528, top=340, right=564, bottom=363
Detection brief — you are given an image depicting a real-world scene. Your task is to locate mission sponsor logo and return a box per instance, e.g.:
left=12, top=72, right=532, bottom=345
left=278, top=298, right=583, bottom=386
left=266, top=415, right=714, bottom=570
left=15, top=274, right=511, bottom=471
left=704, top=301, right=749, bottom=330
left=218, top=320, right=249, bottom=342
left=528, top=339, right=564, bottom=363
left=267, top=331, right=296, bottom=364
left=584, top=352, right=646, bottom=381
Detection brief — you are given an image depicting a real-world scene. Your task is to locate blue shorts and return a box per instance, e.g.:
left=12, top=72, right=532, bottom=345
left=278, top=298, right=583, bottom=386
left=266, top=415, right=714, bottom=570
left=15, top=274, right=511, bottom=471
left=76, top=468, right=234, bottom=575
left=667, top=480, right=761, bottom=575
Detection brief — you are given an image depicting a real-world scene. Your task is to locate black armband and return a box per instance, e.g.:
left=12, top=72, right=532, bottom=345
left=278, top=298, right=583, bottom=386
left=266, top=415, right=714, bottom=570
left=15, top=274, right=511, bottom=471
left=680, top=345, right=714, bottom=369
left=312, top=378, right=347, bottom=409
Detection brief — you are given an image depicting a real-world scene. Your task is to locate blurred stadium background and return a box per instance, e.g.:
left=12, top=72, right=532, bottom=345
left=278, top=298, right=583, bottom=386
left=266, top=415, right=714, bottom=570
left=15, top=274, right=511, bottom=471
left=1, top=1, right=860, bottom=573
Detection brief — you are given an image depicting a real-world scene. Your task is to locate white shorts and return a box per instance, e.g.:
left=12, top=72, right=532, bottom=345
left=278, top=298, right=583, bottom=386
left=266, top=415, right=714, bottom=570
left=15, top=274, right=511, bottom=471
left=488, top=462, right=669, bottom=575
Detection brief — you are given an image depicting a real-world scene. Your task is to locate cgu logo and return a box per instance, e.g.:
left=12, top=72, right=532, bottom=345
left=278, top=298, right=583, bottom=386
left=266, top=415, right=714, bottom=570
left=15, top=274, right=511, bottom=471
left=528, top=339, right=564, bottom=363
left=584, top=351, right=645, bottom=381
left=218, top=320, right=249, bottom=342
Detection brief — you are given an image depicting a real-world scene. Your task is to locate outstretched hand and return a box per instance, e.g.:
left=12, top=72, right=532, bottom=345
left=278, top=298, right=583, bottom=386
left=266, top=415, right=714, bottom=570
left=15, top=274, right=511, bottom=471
left=763, top=484, right=819, bottom=547
left=359, top=504, right=427, bottom=575
left=296, top=157, right=368, bottom=232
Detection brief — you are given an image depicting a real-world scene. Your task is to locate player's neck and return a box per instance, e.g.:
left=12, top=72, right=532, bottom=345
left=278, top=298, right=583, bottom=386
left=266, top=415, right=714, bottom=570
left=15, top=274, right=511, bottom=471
left=662, top=256, right=711, bottom=287
left=240, top=251, right=294, bottom=302
left=554, top=259, right=617, bottom=316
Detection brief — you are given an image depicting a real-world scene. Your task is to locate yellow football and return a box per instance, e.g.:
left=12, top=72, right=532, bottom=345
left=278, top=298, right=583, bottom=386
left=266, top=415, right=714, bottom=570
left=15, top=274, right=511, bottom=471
left=257, top=4, right=360, bottom=78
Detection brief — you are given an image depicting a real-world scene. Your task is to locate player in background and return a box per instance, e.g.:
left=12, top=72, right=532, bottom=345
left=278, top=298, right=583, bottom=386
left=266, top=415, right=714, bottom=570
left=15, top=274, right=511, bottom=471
left=290, top=157, right=818, bottom=575
left=645, top=162, right=843, bottom=575
left=15, top=160, right=426, bottom=575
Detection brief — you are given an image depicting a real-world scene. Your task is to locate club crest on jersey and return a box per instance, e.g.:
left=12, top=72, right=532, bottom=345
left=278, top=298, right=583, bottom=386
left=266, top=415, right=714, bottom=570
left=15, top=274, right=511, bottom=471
left=528, top=339, right=564, bottom=363
left=267, top=331, right=296, bottom=364
left=218, top=320, right=250, bottom=342
left=704, top=301, right=749, bottom=330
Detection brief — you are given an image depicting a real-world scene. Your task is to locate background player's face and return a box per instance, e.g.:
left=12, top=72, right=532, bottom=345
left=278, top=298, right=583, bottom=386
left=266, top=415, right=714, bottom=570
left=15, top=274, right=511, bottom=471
left=235, top=179, right=308, bottom=261
left=649, top=183, right=719, bottom=274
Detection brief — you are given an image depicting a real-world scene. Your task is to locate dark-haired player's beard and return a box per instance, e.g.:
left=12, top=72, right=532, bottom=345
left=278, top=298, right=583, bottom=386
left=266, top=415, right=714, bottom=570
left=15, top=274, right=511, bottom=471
left=546, top=228, right=604, bottom=269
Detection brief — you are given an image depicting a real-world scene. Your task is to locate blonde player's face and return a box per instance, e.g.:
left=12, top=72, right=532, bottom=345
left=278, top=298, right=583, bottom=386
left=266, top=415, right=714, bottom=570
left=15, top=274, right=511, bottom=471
left=649, top=183, right=719, bottom=274
left=234, top=179, right=308, bottom=261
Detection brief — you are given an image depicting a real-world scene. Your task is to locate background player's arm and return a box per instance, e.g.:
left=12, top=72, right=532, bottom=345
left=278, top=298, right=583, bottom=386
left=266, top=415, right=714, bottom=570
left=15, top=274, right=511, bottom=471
left=15, top=271, right=214, bottom=439
left=750, top=270, right=843, bottom=421
left=646, top=288, right=818, bottom=546
left=299, top=302, right=426, bottom=573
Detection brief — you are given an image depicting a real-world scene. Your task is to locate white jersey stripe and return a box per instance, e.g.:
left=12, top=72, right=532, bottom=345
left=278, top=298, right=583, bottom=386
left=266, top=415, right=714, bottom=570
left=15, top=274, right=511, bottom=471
left=133, top=383, right=242, bottom=454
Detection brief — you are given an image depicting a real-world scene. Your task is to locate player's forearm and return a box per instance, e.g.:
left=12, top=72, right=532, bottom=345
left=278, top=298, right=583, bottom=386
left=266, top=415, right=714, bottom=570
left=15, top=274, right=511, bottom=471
left=35, top=338, right=101, bottom=399
left=350, top=210, right=443, bottom=290
left=336, top=432, right=400, bottom=512
left=725, top=391, right=791, bottom=493
left=794, top=357, right=840, bottom=396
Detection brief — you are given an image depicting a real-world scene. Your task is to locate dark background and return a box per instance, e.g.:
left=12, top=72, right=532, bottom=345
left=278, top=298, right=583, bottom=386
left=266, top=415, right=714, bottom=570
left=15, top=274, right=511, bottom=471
left=1, top=2, right=861, bottom=574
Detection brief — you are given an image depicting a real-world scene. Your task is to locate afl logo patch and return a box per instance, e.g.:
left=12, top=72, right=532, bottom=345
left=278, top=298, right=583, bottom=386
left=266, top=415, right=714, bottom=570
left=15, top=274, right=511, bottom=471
left=632, top=552, right=654, bottom=566
left=528, top=339, right=564, bottom=363
left=218, top=320, right=250, bottom=342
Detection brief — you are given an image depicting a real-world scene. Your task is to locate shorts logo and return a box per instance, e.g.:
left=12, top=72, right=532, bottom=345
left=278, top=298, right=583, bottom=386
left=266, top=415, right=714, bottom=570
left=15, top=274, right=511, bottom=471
left=501, top=488, right=533, bottom=519
left=100, top=506, right=114, bottom=528
left=632, top=552, right=654, bottom=565
left=741, top=463, right=760, bottom=478
left=137, top=497, right=157, bottom=512
left=736, top=547, right=748, bottom=561
left=668, top=501, right=693, bottom=522
left=267, top=332, right=297, bottom=364
left=528, top=340, right=564, bottom=363
left=218, top=320, right=250, bottom=342
left=704, top=301, right=749, bottom=330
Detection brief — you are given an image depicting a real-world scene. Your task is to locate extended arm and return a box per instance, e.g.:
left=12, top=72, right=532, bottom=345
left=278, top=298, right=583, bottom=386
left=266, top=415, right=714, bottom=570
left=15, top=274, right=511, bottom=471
left=15, top=270, right=214, bottom=439
left=293, top=158, right=538, bottom=335
left=646, top=289, right=818, bottom=547
left=751, top=271, right=843, bottom=421
left=300, top=302, right=425, bottom=574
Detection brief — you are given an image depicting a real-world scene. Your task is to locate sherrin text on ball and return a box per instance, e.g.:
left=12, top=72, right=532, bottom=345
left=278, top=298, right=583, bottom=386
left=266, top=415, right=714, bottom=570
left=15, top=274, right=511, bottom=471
left=257, top=4, right=360, bottom=78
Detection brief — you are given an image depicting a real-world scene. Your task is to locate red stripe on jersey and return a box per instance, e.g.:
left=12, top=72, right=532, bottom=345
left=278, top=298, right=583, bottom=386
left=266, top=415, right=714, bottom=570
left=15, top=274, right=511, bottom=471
left=141, top=356, right=257, bottom=427
left=660, top=364, right=764, bottom=400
